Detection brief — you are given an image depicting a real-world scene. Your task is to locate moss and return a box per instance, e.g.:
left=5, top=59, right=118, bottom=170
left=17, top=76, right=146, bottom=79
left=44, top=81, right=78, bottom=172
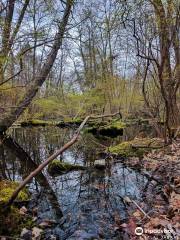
left=109, top=138, right=164, bottom=158
left=0, top=181, right=32, bottom=237
left=68, top=118, right=82, bottom=124
left=21, top=119, right=58, bottom=126
left=0, top=180, right=29, bottom=203
left=108, top=120, right=126, bottom=129
left=86, top=120, right=126, bottom=137
left=48, top=160, right=86, bottom=176
left=0, top=206, right=34, bottom=237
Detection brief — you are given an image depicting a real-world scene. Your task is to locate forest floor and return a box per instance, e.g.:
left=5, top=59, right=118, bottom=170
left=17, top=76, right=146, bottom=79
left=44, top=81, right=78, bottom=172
left=118, top=139, right=180, bottom=239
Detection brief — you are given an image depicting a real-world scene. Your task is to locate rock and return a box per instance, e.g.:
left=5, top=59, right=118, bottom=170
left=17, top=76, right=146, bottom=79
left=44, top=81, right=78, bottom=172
left=94, top=159, right=106, bottom=169
left=20, top=228, right=32, bottom=240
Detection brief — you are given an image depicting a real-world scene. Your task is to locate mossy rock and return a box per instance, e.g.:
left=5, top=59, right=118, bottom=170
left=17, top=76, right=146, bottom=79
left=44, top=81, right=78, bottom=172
left=0, top=206, right=32, bottom=236
left=0, top=180, right=32, bottom=237
left=48, top=160, right=86, bottom=176
left=0, top=180, right=29, bottom=204
left=108, top=138, right=164, bottom=158
left=0, top=206, right=34, bottom=237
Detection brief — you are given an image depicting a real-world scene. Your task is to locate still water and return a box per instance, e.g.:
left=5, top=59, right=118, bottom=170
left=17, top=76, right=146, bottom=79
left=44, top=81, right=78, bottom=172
left=0, top=126, right=148, bottom=239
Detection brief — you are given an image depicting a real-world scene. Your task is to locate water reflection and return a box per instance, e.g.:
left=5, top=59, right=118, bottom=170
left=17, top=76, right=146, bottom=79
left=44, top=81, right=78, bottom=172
left=0, top=134, right=63, bottom=218
left=0, top=127, right=148, bottom=239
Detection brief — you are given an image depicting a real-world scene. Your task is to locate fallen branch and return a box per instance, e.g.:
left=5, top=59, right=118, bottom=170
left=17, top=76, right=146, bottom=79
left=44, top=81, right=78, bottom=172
left=124, top=196, right=151, bottom=219
left=131, top=199, right=151, bottom=219
left=6, top=112, right=120, bottom=206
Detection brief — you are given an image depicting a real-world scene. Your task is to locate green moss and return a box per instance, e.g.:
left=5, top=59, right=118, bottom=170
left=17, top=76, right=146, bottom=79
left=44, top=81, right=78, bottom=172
left=109, top=138, right=163, bottom=158
left=68, top=118, right=82, bottom=124
left=108, top=120, right=126, bottom=129
left=48, top=160, right=86, bottom=175
left=21, top=119, right=58, bottom=126
left=0, top=180, right=29, bottom=203
left=0, top=181, right=32, bottom=237
left=0, top=205, right=34, bottom=237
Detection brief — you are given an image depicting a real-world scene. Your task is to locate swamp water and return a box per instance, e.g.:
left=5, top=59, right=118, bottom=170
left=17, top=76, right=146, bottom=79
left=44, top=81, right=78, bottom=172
left=0, top=125, right=150, bottom=239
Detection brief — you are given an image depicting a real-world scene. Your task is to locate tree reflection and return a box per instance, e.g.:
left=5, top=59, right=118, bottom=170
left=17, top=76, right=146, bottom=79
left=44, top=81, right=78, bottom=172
left=0, top=134, right=63, bottom=219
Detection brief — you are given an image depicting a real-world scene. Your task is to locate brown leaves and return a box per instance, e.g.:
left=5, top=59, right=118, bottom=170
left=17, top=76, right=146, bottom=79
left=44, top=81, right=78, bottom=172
left=169, top=191, right=180, bottom=211
left=162, top=184, right=173, bottom=199
left=128, top=217, right=137, bottom=235
left=174, top=176, right=180, bottom=188
left=132, top=210, right=143, bottom=219
left=32, top=227, right=43, bottom=240
left=144, top=217, right=169, bottom=229
left=39, top=219, right=56, bottom=228
left=19, top=206, right=28, bottom=215
left=124, top=140, right=180, bottom=238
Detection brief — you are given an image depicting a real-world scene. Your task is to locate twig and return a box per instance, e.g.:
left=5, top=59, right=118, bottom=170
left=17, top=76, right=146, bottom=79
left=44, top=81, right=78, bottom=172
left=131, top=199, right=151, bottom=219
left=125, top=196, right=151, bottom=219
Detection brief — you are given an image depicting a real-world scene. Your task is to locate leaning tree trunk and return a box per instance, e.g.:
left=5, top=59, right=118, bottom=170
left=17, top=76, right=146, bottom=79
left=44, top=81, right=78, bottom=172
left=0, top=0, right=73, bottom=133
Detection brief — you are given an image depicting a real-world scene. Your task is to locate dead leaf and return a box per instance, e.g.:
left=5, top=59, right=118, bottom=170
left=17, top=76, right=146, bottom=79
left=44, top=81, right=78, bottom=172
left=39, top=219, right=56, bottom=228
left=32, top=227, right=43, bottom=240
left=144, top=217, right=169, bottom=229
left=170, top=191, right=180, bottom=210
left=128, top=217, right=137, bottom=235
left=19, top=206, right=27, bottom=215
left=133, top=210, right=142, bottom=219
left=120, top=223, right=128, bottom=228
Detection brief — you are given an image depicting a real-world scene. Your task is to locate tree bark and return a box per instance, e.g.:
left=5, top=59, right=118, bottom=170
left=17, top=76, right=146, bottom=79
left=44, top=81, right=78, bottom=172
left=150, top=0, right=180, bottom=140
